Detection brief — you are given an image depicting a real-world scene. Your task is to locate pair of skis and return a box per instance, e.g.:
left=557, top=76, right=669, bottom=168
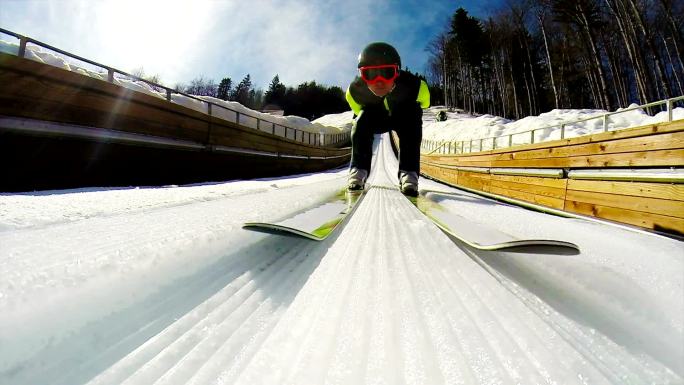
left=243, top=186, right=578, bottom=251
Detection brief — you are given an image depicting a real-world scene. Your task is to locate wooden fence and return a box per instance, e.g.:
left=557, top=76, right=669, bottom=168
left=419, top=120, right=684, bottom=235
left=0, top=53, right=350, bottom=191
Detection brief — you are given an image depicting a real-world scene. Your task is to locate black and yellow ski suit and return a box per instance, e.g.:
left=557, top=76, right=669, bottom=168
left=345, top=70, right=430, bottom=174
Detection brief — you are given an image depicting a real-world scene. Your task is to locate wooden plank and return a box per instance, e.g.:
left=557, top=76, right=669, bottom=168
left=489, top=149, right=684, bottom=168
left=486, top=119, right=684, bottom=155
left=566, top=189, right=684, bottom=218
left=421, top=119, right=684, bottom=163
left=568, top=180, right=684, bottom=201
left=457, top=171, right=490, bottom=192
left=491, top=174, right=568, bottom=189
left=0, top=72, right=211, bottom=142
left=1, top=56, right=346, bottom=159
left=421, top=163, right=458, bottom=185
left=209, top=119, right=336, bottom=156
left=492, top=131, right=684, bottom=161
left=427, top=135, right=684, bottom=168
left=0, top=72, right=301, bottom=154
left=565, top=200, right=684, bottom=234
left=490, top=186, right=565, bottom=209
left=426, top=153, right=496, bottom=167
left=490, top=179, right=567, bottom=200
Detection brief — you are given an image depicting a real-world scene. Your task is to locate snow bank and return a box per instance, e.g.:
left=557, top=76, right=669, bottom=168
left=423, top=105, right=684, bottom=148
left=196, top=96, right=345, bottom=135
left=313, top=111, right=355, bottom=131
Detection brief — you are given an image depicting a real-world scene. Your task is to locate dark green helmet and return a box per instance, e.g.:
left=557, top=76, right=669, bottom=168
left=357, top=42, right=401, bottom=68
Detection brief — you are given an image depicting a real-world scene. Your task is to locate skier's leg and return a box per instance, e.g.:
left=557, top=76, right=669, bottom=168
left=349, top=107, right=387, bottom=189
left=393, top=104, right=423, bottom=196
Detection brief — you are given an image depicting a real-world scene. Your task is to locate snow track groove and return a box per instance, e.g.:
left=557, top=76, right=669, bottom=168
left=1, top=134, right=681, bottom=384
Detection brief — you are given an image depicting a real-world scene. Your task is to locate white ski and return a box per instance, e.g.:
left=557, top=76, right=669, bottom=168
left=408, top=190, right=579, bottom=251
left=243, top=189, right=365, bottom=241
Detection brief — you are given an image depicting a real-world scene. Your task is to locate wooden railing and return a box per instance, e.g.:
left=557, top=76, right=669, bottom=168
left=0, top=27, right=350, bottom=147
left=419, top=119, right=684, bottom=235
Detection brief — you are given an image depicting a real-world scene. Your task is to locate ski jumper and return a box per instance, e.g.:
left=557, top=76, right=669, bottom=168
left=346, top=70, right=430, bottom=174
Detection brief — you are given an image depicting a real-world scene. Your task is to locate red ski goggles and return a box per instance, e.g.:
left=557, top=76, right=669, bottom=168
left=359, top=64, right=399, bottom=84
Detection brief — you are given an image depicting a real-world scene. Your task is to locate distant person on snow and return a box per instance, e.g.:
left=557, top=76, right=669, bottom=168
left=345, top=41, right=430, bottom=197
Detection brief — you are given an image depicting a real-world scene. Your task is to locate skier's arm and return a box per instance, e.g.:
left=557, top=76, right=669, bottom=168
left=346, top=86, right=363, bottom=115
left=417, top=80, right=430, bottom=109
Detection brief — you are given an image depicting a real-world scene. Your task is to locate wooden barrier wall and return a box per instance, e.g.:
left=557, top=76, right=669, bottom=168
left=420, top=120, right=684, bottom=235
left=0, top=53, right=350, bottom=191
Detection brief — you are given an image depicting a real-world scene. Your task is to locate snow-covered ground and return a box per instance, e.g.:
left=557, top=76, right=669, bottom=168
left=1, top=135, right=682, bottom=384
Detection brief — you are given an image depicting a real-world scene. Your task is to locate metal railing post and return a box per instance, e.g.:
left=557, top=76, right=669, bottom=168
left=17, top=36, right=27, bottom=58
left=480, top=138, right=484, bottom=151
left=508, top=134, right=512, bottom=147
left=667, top=98, right=673, bottom=122
left=461, top=141, right=465, bottom=154
left=272, top=123, right=276, bottom=135
left=492, top=137, right=496, bottom=150
left=560, top=124, right=565, bottom=139
left=166, top=89, right=171, bottom=101
left=107, top=68, right=114, bottom=83
left=206, top=103, right=213, bottom=144
left=530, top=130, right=535, bottom=144
left=603, top=114, right=609, bottom=132
left=236, top=111, right=240, bottom=124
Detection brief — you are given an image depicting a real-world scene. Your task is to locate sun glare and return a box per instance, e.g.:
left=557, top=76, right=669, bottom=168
left=94, top=0, right=215, bottom=82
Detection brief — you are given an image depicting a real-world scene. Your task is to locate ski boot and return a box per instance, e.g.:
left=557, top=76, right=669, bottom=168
left=399, top=170, right=419, bottom=197
left=347, top=167, right=368, bottom=192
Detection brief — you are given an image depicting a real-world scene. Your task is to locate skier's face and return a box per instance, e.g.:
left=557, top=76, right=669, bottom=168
left=367, top=78, right=395, bottom=97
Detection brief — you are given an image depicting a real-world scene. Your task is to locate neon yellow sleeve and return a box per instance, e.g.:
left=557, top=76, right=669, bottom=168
left=346, top=86, right=363, bottom=115
left=417, top=80, right=430, bottom=109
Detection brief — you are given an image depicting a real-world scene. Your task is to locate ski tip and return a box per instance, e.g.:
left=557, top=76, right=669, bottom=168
left=243, top=222, right=326, bottom=241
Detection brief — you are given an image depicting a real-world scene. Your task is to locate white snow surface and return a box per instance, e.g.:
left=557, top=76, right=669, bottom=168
left=312, top=110, right=355, bottom=132
left=1, top=135, right=682, bottom=385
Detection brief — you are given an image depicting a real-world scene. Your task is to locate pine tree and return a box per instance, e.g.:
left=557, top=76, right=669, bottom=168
left=264, top=74, right=287, bottom=106
left=231, top=74, right=252, bottom=106
left=217, top=77, right=232, bottom=100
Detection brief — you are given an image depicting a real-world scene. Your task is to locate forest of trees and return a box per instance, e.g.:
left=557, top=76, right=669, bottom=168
left=426, top=0, right=684, bottom=119
left=174, top=74, right=348, bottom=121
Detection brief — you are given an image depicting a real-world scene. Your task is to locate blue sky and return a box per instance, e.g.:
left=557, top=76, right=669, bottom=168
left=0, top=0, right=499, bottom=90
